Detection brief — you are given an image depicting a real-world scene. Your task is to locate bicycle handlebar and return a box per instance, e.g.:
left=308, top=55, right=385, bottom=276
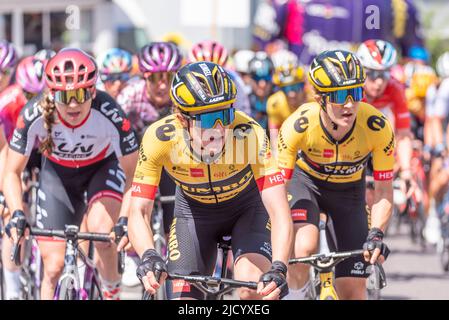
left=155, top=195, right=175, bottom=204
left=11, top=226, right=112, bottom=266
left=142, top=273, right=258, bottom=300
left=167, top=273, right=258, bottom=290
left=29, top=227, right=112, bottom=242
left=289, top=249, right=365, bottom=269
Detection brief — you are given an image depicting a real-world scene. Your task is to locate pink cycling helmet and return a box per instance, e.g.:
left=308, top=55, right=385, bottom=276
left=189, top=40, right=228, bottom=66
left=138, top=42, right=182, bottom=73
left=0, top=40, right=18, bottom=71
left=16, top=56, right=47, bottom=94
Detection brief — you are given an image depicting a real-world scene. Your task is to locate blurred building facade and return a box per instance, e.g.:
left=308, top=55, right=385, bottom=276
left=0, top=0, right=257, bottom=56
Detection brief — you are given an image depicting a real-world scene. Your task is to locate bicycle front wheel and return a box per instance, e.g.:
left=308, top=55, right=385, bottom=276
left=57, top=277, right=77, bottom=300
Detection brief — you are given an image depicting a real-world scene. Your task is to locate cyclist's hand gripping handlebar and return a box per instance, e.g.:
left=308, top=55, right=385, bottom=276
left=258, top=261, right=289, bottom=300
left=6, top=210, right=28, bottom=266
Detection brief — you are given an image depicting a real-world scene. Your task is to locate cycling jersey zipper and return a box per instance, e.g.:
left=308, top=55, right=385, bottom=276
left=207, top=165, right=219, bottom=204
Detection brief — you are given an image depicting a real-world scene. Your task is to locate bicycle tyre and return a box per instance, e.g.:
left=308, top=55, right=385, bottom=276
left=367, top=288, right=381, bottom=300
left=58, top=277, right=77, bottom=300
left=0, top=262, right=4, bottom=300
left=441, top=239, right=449, bottom=272
left=89, top=277, right=103, bottom=300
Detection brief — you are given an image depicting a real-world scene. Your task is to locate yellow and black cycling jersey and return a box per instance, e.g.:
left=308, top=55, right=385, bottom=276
left=277, top=102, right=395, bottom=184
left=267, top=91, right=295, bottom=129
left=131, top=111, right=284, bottom=204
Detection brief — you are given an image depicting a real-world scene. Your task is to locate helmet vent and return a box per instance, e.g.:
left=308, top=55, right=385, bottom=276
left=213, top=71, right=223, bottom=94
left=64, top=61, right=74, bottom=73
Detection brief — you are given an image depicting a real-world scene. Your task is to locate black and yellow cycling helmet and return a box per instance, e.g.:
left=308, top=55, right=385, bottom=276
left=170, top=61, right=237, bottom=113
left=273, top=64, right=305, bottom=87
left=308, top=50, right=366, bottom=92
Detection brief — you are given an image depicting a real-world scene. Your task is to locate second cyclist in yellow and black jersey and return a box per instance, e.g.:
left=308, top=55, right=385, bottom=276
left=277, top=101, right=395, bottom=184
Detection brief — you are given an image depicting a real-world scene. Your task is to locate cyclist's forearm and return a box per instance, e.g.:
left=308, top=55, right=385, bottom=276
left=3, top=171, right=24, bottom=212
left=396, top=134, right=412, bottom=172
left=371, top=182, right=393, bottom=232
left=118, top=180, right=132, bottom=218
left=128, top=201, right=156, bottom=257
left=0, top=144, right=8, bottom=192
left=261, top=185, right=293, bottom=264
left=269, top=127, right=279, bottom=158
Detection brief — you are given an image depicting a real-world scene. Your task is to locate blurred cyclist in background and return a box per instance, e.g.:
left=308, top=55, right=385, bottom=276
left=189, top=40, right=251, bottom=115
left=0, top=40, right=18, bottom=93
left=117, top=42, right=182, bottom=287
left=232, top=49, right=256, bottom=95
left=248, top=51, right=275, bottom=131
left=267, top=49, right=306, bottom=151
left=357, top=40, right=414, bottom=209
left=97, top=48, right=133, bottom=99
left=118, top=42, right=182, bottom=138
left=0, top=54, right=48, bottom=300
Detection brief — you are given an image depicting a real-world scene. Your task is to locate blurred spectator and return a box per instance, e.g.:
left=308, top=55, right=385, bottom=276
left=253, top=0, right=424, bottom=64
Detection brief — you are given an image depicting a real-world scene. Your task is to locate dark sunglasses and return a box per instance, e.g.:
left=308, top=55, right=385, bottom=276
left=53, top=88, right=92, bottom=104
left=325, top=87, right=364, bottom=105
left=144, top=72, right=175, bottom=85
left=281, top=83, right=304, bottom=94
left=23, top=91, right=38, bottom=101
left=184, top=107, right=235, bottom=129
left=100, top=73, right=130, bottom=83
left=366, top=69, right=391, bottom=81
left=252, top=74, right=272, bottom=82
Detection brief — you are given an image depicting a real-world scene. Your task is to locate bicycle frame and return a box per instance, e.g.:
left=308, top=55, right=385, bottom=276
left=53, top=238, right=102, bottom=300
left=143, top=237, right=239, bottom=301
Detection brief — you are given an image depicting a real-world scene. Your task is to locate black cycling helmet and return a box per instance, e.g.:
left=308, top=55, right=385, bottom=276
left=170, top=61, right=237, bottom=113
left=248, top=51, right=274, bottom=79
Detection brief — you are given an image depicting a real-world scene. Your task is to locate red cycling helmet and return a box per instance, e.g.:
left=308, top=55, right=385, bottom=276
left=45, top=48, right=97, bottom=90
left=189, top=40, right=229, bottom=66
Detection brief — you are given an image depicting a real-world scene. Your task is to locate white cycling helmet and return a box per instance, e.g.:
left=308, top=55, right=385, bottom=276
left=357, top=39, right=397, bottom=70
left=436, top=52, right=449, bottom=78
left=270, top=49, right=298, bottom=69
left=233, top=50, right=255, bottom=74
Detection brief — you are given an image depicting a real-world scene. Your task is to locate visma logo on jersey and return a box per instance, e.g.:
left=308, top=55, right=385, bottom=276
left=168, top=127, right=270, bottom=166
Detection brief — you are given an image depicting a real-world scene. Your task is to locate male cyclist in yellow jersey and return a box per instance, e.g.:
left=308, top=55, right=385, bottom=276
left=267, top=50, right=307, bottom=153
left=128, top=61, right=293, bottom=300
left=278, top=50, right=394, bottom=300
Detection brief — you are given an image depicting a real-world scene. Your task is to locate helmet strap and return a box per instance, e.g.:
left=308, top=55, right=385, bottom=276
left=320, top=94, right=339, bottom=131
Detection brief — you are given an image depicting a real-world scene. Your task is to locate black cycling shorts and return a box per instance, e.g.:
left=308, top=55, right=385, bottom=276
left=166, top=184, right=272, bottom=299
left=159, top=168, right=176, bottom=234
left=288, top=166, right=370, bottom=279
left=35, top=155, right=125, bottom=230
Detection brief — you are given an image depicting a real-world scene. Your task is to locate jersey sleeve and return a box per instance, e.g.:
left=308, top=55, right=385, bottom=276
left=116, top=83, right=135, bottom=115
left=97, top=91, right=139, bottom=157
left=267, top=92, right=284, bottom=129
left=8, top=98, right=42, bottom=156
left=371, top=115, right=395, bottom=181
left=392, top=82, right=411, bottom=130
left=248, top=121, right=284, bottom=191
left=131, top=125, right=167, bottom=200
left=276, top=111, right=304, bottom=180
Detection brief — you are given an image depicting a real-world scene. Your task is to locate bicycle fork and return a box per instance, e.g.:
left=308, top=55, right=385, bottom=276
left=319, top=271, right=339, bottom=300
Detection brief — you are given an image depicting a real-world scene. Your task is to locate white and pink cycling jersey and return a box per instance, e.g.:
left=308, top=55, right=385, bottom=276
left=117, top=72, right=251, bottom=138
left=117, top=79, right=171, bottom=138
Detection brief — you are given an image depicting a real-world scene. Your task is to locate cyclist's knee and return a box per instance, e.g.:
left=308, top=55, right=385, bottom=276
left=42, top=258, right=65, bottom=283
left=335, top=277, right=366, bottom=300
